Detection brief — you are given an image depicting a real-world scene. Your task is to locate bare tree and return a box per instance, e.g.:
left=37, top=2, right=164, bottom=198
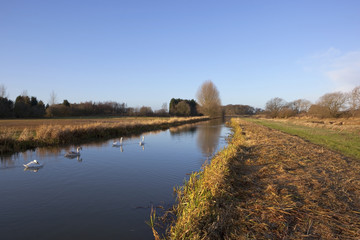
left=0, top=84, right=8, bottom=98
left=161, top=102, right=168, bottom=112
left=196, top=80, right=222, bottom=117
left=49, top=90, right=57, bottom=105
left=21, top=90, right=28, bottom=97
left=290, top=99, right=312, bottom=113
left=308, top=104, right=330, bottom=118
left=317, top=91, right=347, bottom=117
left=265, top=97, right=287, bottom=118
left=139, top=106, right=153, bottom=116
left=348, top=86, right=360, bottom=116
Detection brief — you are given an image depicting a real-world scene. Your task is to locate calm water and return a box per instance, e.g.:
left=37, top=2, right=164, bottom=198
left=0, top=119, right=229, bottom=240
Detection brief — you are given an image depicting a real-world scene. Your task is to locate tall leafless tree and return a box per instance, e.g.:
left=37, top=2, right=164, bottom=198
left=0, top=84, right=7, bottom=98
left=49, top=90, right=57, bottom=105
left=21, top=90, right=28, bottom=97
left=348, top=86, right=360, bottom=116
left=161, top=102, right=168, bottom=112
left=265, top=97, right=287, bottom=118
left=290, top=99, right=312, bottom=113
left=196, top=80, right=222, bottom=117
left=317, top=91, right=347, bottom=117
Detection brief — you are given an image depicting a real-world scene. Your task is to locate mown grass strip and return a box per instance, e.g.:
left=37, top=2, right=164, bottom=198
left=247, top=118, right=360, bottom=160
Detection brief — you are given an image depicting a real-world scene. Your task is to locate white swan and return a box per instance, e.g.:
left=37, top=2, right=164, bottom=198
left=139, top=136, right=145, bottom=146
left=113, top=137, right=123, bottom=147
left=65, top=147, right=82, bottom=157
left=23, top=160, right=43, bottom=169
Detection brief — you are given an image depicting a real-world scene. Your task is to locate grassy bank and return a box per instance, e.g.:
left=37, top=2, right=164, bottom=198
left=164, top=118, right=360, bottom=239
left=247, top=118, right=360, bottom=160
left=0, top=116, right=209, bottom=154
left=167, top=119, right=244, bottom=239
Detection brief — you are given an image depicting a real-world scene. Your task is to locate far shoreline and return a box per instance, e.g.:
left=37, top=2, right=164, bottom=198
left=0, top=116, right=210, bottom=155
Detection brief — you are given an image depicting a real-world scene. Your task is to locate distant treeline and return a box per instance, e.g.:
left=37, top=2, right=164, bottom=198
left=264, top=85, right=360, bottom=118
left=169, top=99, right=262, bottom=117
left=0, top=94, right=263, bottom=119
left=0, top=95, right=169, bottom=118
left=0, top=95, right=46, bottom=118
left=222, top=104, right=262, bottom=116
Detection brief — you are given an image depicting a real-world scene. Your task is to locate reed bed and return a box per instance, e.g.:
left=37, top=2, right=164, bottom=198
left=0, top=117, right=208, bottom=154
left=165, top=118, right=360, bottom=239
left=165, top=119, right=244, bottom=239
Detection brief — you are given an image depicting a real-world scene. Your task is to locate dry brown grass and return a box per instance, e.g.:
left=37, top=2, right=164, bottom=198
left=232, top=119, right=360, bottom=239
left=169, top=118, right=360, bottom=239
left=0, top=117, right=200, bottom=131
left=0, top=117, right=208, bottom=153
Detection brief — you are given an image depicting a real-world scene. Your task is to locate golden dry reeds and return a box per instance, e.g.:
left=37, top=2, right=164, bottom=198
left=0, top=117, right=209, bottom=154
left=169, top=119, right=244, bottom=239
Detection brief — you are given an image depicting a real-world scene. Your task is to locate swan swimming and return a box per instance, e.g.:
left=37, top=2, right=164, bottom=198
left=23, top=160, right=43, bottom=169
left=65, top=147, right=82, bottom=158
left=113, top=137, right=123, bottom=147
left=139, top=136, right=145, bottom=146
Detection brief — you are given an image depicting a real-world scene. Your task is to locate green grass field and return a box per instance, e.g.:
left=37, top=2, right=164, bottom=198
left=247, top=118, right=360, bottom=160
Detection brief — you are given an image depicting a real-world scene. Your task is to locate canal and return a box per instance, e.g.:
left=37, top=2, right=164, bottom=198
left=0, top=119, right=230, bottom=239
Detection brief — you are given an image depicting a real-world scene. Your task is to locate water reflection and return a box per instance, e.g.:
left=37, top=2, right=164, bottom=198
left=0, top=154, right=16, bottom=169
left=23, top=167, right=42, bottom=172
left=169, top=123, right=198, bottom=136
left=36, top=147, right=62, bottom=158
left=112, top=143, right=124, bottom=152
left=197, top=119, right=223, bottom=158
left=65, top=155, right=83, bottom=162
left=1, top=152, right=29, bottom=169
left=23, top=164, right=43, bottom=172
left=169, top=119, right=224, bottom=158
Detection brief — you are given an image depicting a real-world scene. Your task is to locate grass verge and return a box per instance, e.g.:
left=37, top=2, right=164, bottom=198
left=247, top=118, right=360, bottom=160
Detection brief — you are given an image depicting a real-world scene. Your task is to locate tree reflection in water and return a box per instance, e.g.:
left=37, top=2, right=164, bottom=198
left=196, top=119, right=223, bottom=158
left=169, top=119, right=224, bottom=158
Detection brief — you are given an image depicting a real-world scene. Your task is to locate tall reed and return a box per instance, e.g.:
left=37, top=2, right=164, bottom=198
left=169, top=119, right=244, bottom=239
left=0, top=117, right=209, bottom=154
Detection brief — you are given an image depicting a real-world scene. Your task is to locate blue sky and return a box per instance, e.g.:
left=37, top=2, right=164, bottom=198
left=1, top=0, right=360, bottom=110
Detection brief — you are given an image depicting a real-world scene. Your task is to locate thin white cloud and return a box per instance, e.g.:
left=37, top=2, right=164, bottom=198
left=310, top=47, right=342, bottom=60
left=302, top=48, right=360, bottom=91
